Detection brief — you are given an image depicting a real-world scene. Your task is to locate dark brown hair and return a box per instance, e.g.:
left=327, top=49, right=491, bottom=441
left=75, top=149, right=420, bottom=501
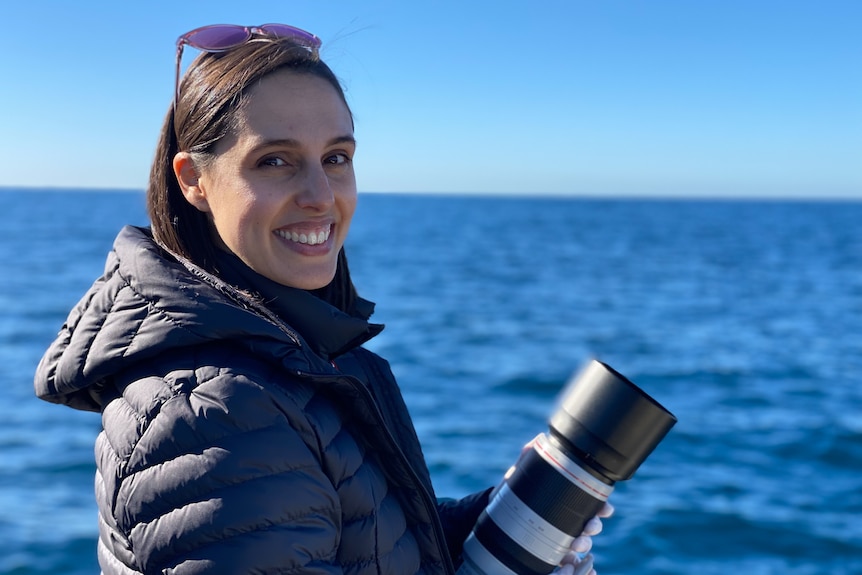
left=147, top=36, right=352, bottom=273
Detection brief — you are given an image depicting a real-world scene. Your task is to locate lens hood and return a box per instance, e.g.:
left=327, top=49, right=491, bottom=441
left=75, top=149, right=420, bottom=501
left=548, top=360, right=677, bottom=482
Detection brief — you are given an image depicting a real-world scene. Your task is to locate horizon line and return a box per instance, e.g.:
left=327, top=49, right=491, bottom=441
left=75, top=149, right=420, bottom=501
left=1, top=185, right=860, bottom=203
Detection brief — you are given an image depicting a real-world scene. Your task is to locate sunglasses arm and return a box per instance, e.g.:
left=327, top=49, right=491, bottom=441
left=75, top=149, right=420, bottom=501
left=173, top=42, right=186, bottom=110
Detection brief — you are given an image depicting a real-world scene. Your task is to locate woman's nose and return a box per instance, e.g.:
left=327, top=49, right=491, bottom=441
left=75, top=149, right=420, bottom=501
left=295, top=164, right=334, bottom=210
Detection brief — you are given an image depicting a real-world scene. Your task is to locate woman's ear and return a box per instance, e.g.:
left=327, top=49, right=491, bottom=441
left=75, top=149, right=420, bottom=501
left=173, top=152, right=211, bottom=213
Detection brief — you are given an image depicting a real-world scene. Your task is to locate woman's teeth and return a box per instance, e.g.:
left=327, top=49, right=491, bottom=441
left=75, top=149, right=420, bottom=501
left=276, top=227, right=331, bottom=246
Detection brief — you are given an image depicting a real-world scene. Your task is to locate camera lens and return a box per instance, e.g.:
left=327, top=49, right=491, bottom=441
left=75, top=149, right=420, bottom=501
left=457, top=360, right=677, bottom=575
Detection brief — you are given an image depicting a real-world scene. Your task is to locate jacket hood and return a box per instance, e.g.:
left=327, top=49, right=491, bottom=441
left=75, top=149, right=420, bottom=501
left=34, top=225, right=378, bottom=412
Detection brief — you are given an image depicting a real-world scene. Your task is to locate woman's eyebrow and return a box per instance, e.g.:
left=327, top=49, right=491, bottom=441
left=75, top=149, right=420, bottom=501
left=250, top=135, right=356, bottom=151
left=328, top=135, right=357, bottom=147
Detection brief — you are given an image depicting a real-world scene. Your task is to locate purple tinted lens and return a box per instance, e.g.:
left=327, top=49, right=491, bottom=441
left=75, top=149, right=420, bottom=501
left=259, top=24, right=322, bottom=49
left=184, top=25, right=251, bottom=50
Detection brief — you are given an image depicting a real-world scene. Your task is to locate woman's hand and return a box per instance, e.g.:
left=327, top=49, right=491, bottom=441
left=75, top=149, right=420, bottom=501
left=558, top=552, right=594, bottom=575
left=558, top=502, right=615, bottom=575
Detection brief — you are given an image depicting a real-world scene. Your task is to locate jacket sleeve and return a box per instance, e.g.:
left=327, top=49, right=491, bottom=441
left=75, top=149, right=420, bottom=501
left=96, top=359, right=344, bottom=575
left=436, top=487, right=493, bottom=567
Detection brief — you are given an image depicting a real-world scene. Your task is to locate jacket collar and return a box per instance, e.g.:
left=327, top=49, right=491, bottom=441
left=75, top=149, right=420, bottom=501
left=213, top=250, right=383, bottom=360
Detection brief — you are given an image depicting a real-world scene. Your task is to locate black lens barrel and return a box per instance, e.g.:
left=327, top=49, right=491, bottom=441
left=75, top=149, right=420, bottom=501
left=506, top=448, right=607, bottom=535
left=473, top=516, right=557, bottom=575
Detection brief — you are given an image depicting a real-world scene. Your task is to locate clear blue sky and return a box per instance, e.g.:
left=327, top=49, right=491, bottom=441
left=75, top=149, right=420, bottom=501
left=1, top=0, right=860, bottom=198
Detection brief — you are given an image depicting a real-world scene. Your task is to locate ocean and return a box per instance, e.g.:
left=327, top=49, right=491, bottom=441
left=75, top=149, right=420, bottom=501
left=1, top=188, right=860, bottom=574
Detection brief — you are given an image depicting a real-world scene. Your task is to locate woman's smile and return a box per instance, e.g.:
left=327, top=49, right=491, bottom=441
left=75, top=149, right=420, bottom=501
left=274, top=222, right=334, bottom=248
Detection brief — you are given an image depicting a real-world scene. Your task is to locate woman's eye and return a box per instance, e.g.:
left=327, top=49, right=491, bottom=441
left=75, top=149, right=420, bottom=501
left=324, top=153, right=351, bottom=165
left=259, top=156, right=287, bottom=167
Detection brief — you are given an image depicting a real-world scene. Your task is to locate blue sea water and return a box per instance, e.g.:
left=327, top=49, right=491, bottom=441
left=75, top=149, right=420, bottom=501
left=1, top=188, right=861, bottom=574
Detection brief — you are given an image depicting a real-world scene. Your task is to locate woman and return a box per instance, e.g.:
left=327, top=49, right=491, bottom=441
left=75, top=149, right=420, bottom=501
left=35, top=24, right=608, bottom=575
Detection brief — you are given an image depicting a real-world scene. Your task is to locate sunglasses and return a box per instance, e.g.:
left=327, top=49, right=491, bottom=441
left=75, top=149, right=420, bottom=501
left=174, top=24, right=322, bottom=108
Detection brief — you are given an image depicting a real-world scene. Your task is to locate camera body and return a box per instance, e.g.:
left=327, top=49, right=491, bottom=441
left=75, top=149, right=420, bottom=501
left=457, top=360, right=677, bottom=575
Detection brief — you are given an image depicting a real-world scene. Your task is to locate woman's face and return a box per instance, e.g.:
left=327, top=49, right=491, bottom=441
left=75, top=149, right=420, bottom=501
left=176, top=70, right=357, bottom=290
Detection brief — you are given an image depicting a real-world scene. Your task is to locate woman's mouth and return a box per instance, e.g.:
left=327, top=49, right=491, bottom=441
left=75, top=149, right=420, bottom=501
left=274, top=225, right=332, bottom=246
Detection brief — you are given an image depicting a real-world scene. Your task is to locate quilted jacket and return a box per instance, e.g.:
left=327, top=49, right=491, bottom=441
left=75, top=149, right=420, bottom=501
left=35, top=226, right=489, bottom=575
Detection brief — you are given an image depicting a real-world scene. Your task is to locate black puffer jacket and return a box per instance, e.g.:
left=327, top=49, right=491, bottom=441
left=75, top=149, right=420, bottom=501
left=35, top=226, right=489, bottom=575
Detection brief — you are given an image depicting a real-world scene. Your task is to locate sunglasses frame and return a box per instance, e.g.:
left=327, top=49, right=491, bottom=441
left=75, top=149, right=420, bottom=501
left=173, top=23, right=322, bottom=108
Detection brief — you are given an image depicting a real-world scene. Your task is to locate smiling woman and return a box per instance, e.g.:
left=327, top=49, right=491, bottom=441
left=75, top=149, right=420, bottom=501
left=174, top=70, right=358, bottom=289
left=32, top=22, right=607, bottom=575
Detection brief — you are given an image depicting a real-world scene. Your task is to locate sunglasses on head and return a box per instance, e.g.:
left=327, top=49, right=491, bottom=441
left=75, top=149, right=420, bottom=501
left=174, top=24, right=322, bottom=108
